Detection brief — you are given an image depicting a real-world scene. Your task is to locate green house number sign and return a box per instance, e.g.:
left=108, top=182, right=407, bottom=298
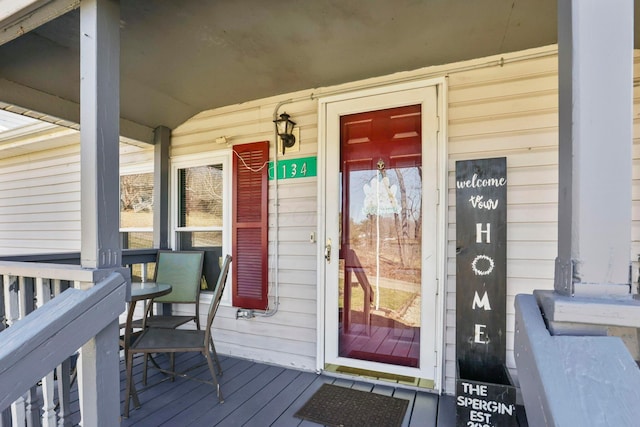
left=268, top=156, right=317, bottom=180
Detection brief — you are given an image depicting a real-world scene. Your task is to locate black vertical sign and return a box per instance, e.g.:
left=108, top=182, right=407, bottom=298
left=456, top=157, right=507, bottom=373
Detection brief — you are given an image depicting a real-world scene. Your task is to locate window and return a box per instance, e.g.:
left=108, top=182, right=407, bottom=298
left=120, top=171, right=154, bottom=281
left=232, top=141, right=269, bottom=309
left=120, top=172, right=154, bottom=249
left=175, top=162, right=227, bottom=292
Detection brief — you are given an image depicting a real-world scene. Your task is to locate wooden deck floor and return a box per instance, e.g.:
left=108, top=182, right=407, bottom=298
left=99, top=351, right=456, bottom=427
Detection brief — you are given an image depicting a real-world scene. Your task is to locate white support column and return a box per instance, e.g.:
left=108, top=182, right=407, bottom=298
left=555, top=0, right=633, bottom=296
left=77, top=0, right=121, bottom=426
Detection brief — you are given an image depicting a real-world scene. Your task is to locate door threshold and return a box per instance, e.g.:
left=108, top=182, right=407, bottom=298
left=324, top=364, right=435, bottom=390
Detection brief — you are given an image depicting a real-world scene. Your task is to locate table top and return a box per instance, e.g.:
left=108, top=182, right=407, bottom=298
left=130, top=282, right=172, bottom=301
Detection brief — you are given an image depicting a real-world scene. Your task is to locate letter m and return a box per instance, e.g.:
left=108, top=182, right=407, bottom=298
left=472, top=291, right=492, bottom=310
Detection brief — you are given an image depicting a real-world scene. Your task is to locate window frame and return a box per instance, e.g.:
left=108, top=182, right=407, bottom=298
left=171, top=151, right=232, bottom=303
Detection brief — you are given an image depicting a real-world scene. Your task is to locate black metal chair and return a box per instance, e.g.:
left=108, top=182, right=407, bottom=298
left=124, top=254, right=231, bottom=418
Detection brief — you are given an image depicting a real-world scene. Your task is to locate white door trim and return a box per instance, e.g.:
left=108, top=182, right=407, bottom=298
left=316, top=78, right=448, bottom=391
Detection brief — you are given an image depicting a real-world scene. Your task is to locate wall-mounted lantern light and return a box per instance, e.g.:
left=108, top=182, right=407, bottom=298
left=273, top=112, right=296, bottom=155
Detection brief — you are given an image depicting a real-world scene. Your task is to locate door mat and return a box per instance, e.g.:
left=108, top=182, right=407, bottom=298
left=294, top=383, right=409, bottom=427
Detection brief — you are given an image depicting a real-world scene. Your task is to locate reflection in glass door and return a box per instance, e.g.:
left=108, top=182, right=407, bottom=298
left=339, top=105, right=422, bottom=368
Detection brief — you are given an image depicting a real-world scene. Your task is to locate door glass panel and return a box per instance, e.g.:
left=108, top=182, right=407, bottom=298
left=338, top=105, right=422, bottom=368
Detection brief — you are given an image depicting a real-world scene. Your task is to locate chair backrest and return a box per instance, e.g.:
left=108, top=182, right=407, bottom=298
left=153, top=250, right=204, bottom=303
left=205, top=255, right=232, bottom=335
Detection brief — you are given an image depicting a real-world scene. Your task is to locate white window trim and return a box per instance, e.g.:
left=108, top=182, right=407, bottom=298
left=171, top=150, right=232, bottom=304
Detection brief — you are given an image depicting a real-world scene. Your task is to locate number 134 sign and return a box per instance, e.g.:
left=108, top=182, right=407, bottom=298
left=268, top=156, right=317, bottom=180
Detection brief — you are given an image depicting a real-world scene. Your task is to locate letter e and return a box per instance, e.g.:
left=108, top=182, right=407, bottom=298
left=474, top=324, right=489, bottom=344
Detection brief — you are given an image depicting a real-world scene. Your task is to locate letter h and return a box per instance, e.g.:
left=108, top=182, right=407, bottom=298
left=476, top=223, right=491, bottom=243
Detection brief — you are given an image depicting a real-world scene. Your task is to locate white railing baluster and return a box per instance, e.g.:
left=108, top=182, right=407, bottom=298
left=37, top=278, right=57, bottom=427
left=26, top=386, right=42, bottom=427
left=55, top=359, right=72, bottom=427
left=53, top=279, right=62, bottom=297
left=141, top=262, right=148, bottom=281
left=18, top=276, right=27, bottom=319
left=26, top=279, right=41, bottom=427
left=3, top=276, right=19, bottom=327
left=24, top=278, right=41, bottom=427
left=4, top=275, right=26, bottom=427
left=51, top=279, right=73, bottom=427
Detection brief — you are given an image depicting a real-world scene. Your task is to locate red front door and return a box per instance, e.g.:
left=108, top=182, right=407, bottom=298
left=339, top=104, right=423, bottom=368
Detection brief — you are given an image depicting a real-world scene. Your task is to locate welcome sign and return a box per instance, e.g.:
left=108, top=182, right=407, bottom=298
left=455, top=158, right=514, bottom=426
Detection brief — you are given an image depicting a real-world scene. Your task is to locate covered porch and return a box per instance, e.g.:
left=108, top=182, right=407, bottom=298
left=2, top=0, right=640, bottom=426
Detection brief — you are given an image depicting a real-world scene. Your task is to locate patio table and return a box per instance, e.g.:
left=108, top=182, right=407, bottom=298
left=123, top=282, right=172, bottom=413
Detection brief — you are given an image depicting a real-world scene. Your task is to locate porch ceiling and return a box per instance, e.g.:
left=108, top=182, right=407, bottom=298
left=0, top=0, right=601, bottom=144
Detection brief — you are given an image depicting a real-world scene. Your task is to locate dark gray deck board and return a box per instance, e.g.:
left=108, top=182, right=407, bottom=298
left=123, top=354, right=239, bottom=426
left=351, top=380, right=374, bottom=392
left=242, top=370, right=318, bottom=427
left=158, top=360, right=272, bottom=426
left=121, top=353, right=208, bottom=424
left=409, top=390, right=438, bottom=427
left=180, top=364, right=286, bottom=425
left=60, top=351, right=469, bottom=426
left=216, top=367, right=302, bottom=425
left=392, top=386, right=417, bottom=427
left=437, top=394, right=456, bottom=426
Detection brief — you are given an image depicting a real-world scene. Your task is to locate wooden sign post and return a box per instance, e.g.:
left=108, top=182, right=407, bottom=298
left=455, top=157, right=516, bottom=427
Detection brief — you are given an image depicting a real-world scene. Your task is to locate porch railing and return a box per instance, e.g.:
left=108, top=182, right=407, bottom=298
left=0, top=249, right=158, bottom=426
left=514, top=294, right=640, bottom=426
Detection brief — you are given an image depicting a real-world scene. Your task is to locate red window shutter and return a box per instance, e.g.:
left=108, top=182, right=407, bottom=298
left=232, top=141, right=269, bottom=309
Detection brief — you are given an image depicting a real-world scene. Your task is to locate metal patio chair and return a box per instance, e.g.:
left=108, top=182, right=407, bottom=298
left=132, top=250, right=205, bottom=330
left=124, top=254, right=231, bottom=418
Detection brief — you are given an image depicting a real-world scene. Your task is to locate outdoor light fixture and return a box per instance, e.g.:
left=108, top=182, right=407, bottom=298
left=274, top=112, right=296, bottom=155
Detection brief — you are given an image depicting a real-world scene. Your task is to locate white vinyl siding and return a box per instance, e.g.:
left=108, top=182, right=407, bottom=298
left=0, top=127, right=153, bottom=256
left=0, top=133, right=81, bottom=255
left=172, top=97, right=320, bottom=370
left=445, top=53, right=560, bottom=392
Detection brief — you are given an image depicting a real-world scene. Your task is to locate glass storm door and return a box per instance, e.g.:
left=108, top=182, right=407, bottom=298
left=323, top=85, right=439, bottom=383
left=338, top=104, right=423, bottom=368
